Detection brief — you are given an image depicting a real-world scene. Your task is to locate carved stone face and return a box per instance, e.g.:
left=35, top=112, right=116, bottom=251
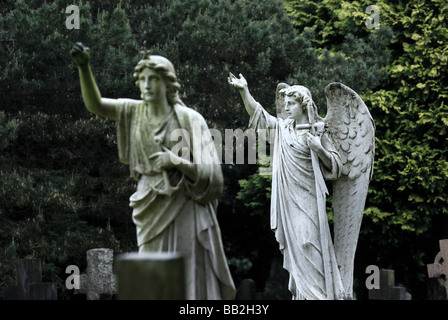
left=138, top=68, right=167, bottom=104
left=284, top=95, right=305, bottom=121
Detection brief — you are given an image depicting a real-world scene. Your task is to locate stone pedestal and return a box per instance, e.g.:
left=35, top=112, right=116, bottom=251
left=116, top=252, right=185, bottom=300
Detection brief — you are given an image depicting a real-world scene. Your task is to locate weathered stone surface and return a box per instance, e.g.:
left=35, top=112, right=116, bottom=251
left=71, top=43, right=235, bottom=300
left=368, top=269, right=411, bottom=300
left=427, top=239, right=448, bottom=299
left=229, top=73, right=375, bottom=300
left=76, top=248, right=117, bottom=300
left=116, top=252, right=185, bottom=300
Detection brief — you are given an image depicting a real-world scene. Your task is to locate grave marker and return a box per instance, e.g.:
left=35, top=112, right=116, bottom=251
left=115, top=251, right=185, bottom=300
left=75, top=248, right=117, bottom=300
left=368, top=269, right=411, bottom=300
left=427, top=239, right=448, bottom=299
left=235, top=279, right=264, bottom=300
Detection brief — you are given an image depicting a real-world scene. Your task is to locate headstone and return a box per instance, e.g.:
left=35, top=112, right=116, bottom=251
left=3, top=258, right=57, bottom=300
left=16, top=258, right=42, bottom=300
left=427, top=277, right=447, bottom=300
left=236, top=279, right=257, bottom=300
left=27, top=282, right=58, bottom=300
left=75, top=248, right=117, bottom=300
left=228, top=74, right=375, bottom=300
left=368, top=269, right=411, bottom=300
left=115, top=251, right=185, bottom=300
left=427, top=239, right=448, bottom=299
left=71, top=41, right=236, bottom=300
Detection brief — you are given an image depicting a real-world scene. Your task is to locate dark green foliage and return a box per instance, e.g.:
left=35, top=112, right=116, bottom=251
left=0, top=112, right=135, bottom=299
left=129, top=0, right=304, bottom=129
left=289, top=27, right=392, bottom=111
left=0, top=0, right=139, bottom=117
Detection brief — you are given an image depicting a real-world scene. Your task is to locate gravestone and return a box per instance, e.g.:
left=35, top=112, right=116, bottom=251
left=236, top=279, right=257, bottom=300
left=27, top=282, right=58, bottom=300
left=368, top=269, right=411, bottom=300
left=427, top=239, right=448, bottom=299
left=236, top=279, right=264, bottom=300
left=75, top=248, right=117, bottom=300
left=115, top=251, right=185, bottom=300
left=228, top=73, right=375, bottom=300
left=3, top=258, right=57, bottom=300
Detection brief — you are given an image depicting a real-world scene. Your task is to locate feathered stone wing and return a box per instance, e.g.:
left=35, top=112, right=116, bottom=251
left=324, top=82, right=375, bottom=297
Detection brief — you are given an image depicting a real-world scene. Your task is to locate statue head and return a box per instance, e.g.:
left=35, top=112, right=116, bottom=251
left=279, top=85, right=322, bottom=123
left=133, top=53, right=182, bottom=106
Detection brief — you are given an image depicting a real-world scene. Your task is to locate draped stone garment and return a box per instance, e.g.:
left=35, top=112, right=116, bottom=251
left=115, top=98, right=235, bottom=300
left=249, top=103, right=345, bottom=300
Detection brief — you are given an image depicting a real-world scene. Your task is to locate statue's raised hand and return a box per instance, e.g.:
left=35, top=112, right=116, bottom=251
left=228, top=72, right=248, bottom=90
left=70, top=42, right=90, bottom=67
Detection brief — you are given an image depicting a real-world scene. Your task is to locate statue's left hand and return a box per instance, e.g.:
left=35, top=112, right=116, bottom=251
left=311, top=121, right=325, bottom=136
left=149, top=151, right=174, bottom=173
left=306, top=133, right=323, bottom=152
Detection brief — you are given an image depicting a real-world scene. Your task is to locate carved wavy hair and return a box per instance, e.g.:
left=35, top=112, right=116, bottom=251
left=133, top=55, right=185, bottom=106
left=280, top=85, right=323, bottom=123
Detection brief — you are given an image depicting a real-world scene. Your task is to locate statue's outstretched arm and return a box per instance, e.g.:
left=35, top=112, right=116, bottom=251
left=228, top=73, right=258, bottom=117
left=71, top=42, right=118, bottom=120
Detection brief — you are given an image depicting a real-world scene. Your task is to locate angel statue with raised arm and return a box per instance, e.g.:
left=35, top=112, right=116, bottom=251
left=228, top=73, right=375, bottom=300
left=70, top=42, right=236, bottom=300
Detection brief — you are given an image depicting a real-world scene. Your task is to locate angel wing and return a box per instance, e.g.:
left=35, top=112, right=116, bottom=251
left=324, top=82, right=375, bottom=297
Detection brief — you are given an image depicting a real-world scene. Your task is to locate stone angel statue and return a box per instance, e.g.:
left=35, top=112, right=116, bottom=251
left=70, top=42, right=236, bottom=300
left=228, top=73, right=375, bottom=300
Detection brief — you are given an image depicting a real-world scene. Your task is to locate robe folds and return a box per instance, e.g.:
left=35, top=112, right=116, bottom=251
left=115, top=98, right=235, bottom=300
left=249, top=103, right=345, bottom=300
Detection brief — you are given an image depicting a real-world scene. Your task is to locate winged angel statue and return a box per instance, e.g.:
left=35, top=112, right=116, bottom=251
left=228, top=73, right=375, bottom=300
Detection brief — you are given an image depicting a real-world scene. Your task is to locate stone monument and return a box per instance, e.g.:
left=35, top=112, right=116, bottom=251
left=75, top=248, right=117, bottom=300
left=368, top=269, right=411, bottom=300
left=427, top=239, right=448, bottom=299
left=116, top=252, right=185, bottom=300
left=71, top=43, right=235, bottom=300
left=228, top=73, right=375, bottom=300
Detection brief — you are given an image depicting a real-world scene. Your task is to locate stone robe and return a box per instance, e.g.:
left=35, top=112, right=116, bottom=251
left=115, top=98, right=235, bottom=300
left=249, top=103, right=345, bottom=300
